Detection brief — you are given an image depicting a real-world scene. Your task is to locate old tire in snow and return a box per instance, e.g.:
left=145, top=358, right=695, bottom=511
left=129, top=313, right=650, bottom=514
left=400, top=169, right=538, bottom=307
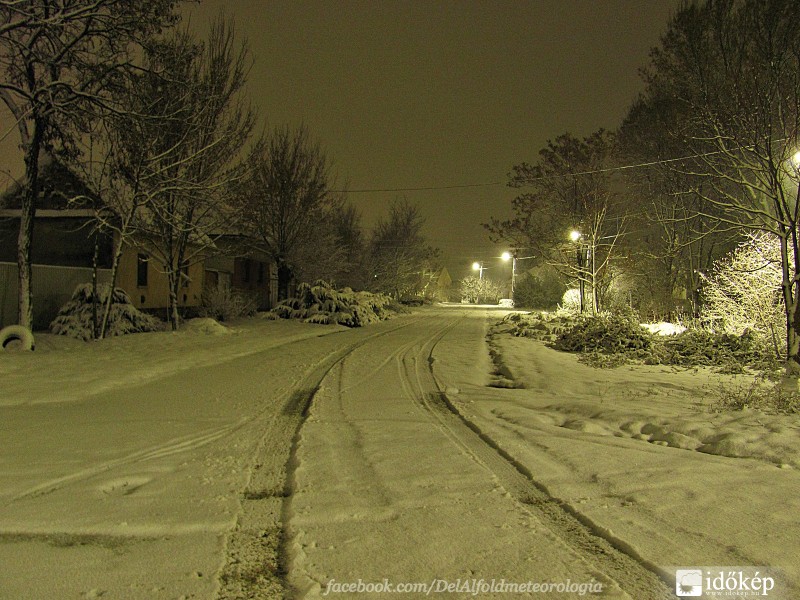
left=0, top=325, right=34, bottom=351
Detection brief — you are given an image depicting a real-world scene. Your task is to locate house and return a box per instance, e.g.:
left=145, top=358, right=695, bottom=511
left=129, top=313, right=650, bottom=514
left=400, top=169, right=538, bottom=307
left=203, top=234, right=277, bottom=311
left=0, top=159, right=275, bottom=329
left=420, top=267, right=452, bottom=302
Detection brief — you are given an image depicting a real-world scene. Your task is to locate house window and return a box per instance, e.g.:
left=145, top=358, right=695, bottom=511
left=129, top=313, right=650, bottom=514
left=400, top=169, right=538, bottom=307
left=258, top=262, right=265, bottom=284
left=137, top=254, right=148, bottom=287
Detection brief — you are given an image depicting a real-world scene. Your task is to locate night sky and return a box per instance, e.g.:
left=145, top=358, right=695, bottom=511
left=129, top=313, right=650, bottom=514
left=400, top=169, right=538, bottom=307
left=1, top=0, right=681, bottom=280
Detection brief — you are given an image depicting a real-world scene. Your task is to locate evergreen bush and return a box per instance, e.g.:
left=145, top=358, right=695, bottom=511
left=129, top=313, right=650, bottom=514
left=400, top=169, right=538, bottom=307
left=271, top=280, right=396, bottom=327
left=50, top=283, right=163, bottom=341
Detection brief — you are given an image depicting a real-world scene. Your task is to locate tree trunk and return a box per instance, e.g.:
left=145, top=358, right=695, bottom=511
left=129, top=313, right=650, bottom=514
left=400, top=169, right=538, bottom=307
left=167, top=269, right=180, bottom=331
left=99, top=233, right=127, bottom=339
left=277, top=262, right=293, bottom=301
left=92, top=234, right=100, bottom=340
left=17, top=121, right=42, bottom=329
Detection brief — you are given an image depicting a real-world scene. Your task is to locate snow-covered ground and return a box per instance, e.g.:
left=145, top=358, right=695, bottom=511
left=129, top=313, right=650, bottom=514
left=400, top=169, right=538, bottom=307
left=0, top=317, right=363, bottom=599
left=1, top=308, right=797, bottom=598
left=433, top=314, right=800, bottom=597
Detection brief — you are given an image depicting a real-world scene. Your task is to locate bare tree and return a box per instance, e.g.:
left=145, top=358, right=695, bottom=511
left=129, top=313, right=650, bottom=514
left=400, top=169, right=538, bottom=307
left=369, top=198, right=439, bottom=301
left=618, top=96, right=738, bottom=318
left=127, top=19, right=255, bottom=329
left=486, top=130, right=623, bottom=313
left=0, top=0, right=179, bottom=328
left=240, top=125, right=337, bottom=299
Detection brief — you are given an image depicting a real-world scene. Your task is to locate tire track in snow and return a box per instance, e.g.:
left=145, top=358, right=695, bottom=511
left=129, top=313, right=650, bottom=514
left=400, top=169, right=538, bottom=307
left=216, top=316, right=426, bottom=600
left=413, top=319, right=674, bottom=600
left=8, top=418, right=251, bottom=502
left=281, top=315, right=468, bottom=598
left=6, top=319, right=423, bottom=507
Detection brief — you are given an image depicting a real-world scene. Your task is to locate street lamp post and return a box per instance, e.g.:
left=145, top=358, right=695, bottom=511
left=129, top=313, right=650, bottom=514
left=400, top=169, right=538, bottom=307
left=501, top=251, right=516, bottom=297
left=471, top=261, right=485, bottom=280
left=501, top=251, right=536, bottom=303
left=570, top=230, right=587, bottom=313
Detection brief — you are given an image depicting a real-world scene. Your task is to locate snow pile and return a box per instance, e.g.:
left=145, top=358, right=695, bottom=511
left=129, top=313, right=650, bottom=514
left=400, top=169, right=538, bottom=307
left=271, top=280, right=396, bottom=327
left=50, top=283, right=163, bottom=341
left=183, top=317, right=235, bottom=335
left=641, top=321, right=687, bottom=336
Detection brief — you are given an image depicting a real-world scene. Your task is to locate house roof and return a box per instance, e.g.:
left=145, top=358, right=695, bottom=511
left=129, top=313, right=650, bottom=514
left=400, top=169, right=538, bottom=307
left=1, top=154, right=100, bottom=211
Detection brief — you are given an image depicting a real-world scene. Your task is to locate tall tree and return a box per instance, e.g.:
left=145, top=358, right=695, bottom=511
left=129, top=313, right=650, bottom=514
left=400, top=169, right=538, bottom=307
left=0, top=0, right=179, bottom=328
left=131, top=18, right=255, bottom=329
left=241, top=125, right=337, bottom=299
left=486, top=130, right=623, bottom=313
left=618, top=93, right=737, bottom=318
left=369, top=198, right=439, bottom=300
left=640, top=0, right=800, bottom=374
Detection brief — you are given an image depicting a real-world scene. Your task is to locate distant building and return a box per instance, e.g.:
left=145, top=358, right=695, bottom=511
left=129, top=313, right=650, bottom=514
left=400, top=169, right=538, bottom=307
left=422, top=267, right=452, bottom=302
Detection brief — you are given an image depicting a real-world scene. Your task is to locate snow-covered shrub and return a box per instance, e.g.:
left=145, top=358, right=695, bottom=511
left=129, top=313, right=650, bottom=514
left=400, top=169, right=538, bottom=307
left=271, top=280, right=395, bottom=327
left=460, top=275, right=502, bottom=304
left=701, top=231, right=783, bottom=354
left=503, top=311, right=577, bottom=341
left=50, top=283, right=163, bottom=341
left=553, top=311, right=653, bottom=354
left=649, top=329, right=773, bottom=371
left=711, top=375, right=800, bottom=414
left=560, top=288, right=581, bottom=313
left=199, top=285, right=257, bottom=322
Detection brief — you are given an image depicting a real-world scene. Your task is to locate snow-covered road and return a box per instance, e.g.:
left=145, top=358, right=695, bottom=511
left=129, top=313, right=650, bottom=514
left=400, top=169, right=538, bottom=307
left=1, top=308, right=796, bottom=599
left=286, top=310, right=670, bottom=599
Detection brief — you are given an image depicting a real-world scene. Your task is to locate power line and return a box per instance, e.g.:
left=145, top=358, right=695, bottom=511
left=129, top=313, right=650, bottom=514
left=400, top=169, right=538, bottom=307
left=333, top=142, right=787, bottom=194
left=333, top=180, right=504, bottom=193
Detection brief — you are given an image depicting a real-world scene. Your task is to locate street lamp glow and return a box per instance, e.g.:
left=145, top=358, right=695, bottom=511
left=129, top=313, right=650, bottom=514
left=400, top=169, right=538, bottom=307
left=570, top=230, right=582, bottom=242
left=792, top=150, right=800, bottom=167
left=501, top=251, right=511, bottom=261
left=472, top=261, right=481, bottom=271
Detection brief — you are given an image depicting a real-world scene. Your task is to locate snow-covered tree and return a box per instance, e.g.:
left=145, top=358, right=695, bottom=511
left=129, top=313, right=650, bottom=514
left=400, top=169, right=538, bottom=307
left=639, top=0, right=800, bottom=375
left=702, top=232, right=783, bottom=356
left=460, top=275, right=502, bottom=304
left=0, top=0, right=179, bottom=328
left=128, top=19, right=255, bottom=329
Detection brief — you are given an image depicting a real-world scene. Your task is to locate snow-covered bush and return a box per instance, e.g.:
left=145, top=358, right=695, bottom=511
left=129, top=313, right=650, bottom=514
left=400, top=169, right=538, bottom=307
left=560, top=288, right=581, bottom=313
left=50, top=283, right=163, bottom=341
left=504, top=311, right=576, bottom=341
left=512, top=272, right=563, bottom=309
left=460, top=275, right=503, bottom=304
left=649, top=329, right=773, bottom=371
left=199, top=285, right=257, bottom=322
left=271, top=280, right=395, bottom=327
left=701, top=231, right=783, bottom=354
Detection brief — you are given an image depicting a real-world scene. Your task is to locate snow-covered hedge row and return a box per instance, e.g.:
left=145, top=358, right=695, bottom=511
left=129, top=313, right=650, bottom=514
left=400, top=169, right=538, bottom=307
left=50, top=283, right=164, bottom=341
left=271, top=280, right=397, bottom=327
left=505, top=311, right=775, bottom=371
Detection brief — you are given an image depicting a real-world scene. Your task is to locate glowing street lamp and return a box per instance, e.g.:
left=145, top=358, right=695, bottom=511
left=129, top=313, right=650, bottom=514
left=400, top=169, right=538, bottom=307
left=569, top=230, right=582, bottom=242
left=472, top=261, right=485, bottom=280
